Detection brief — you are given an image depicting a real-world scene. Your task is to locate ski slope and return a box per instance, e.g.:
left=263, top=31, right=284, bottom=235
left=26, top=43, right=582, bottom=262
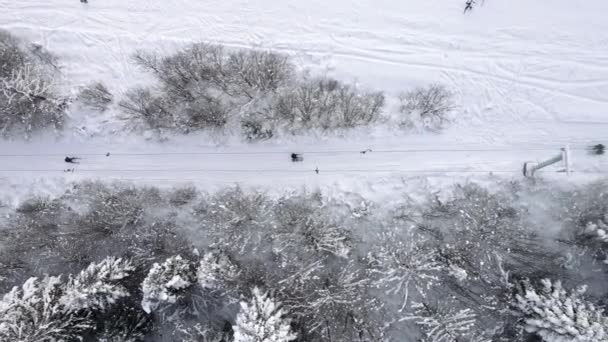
left=0, top=0, right=607, bottom=200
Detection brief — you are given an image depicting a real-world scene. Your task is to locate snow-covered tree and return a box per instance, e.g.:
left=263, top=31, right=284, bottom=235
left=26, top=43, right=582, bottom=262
left=198, top=187, right=272, bottom=256
left=274, top=194, right=351, bottom=259
left=61, top=256, right=134, bottom=311
left=233, top=287, right=296, bottom=342
left=419, top=183, right=556, bottom=312
left=402, top=301, right=486, bottom=342
left=0, top=256, right=135, bottom=342
left=0, top=30, right=66, bottom=138
left=197, top=250, right=239, bottom=290
left=141, top=255, right=197, bottom=315
left=368, top=229, right=441, bottom=312
left=513, top=279, right=608, bottom=342
left=0, top=276, right=88, bottom=341
left=289, top=260, right=377, bottom=341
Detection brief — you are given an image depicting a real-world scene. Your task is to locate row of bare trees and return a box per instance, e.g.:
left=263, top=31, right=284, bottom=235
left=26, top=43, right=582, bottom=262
left=0, top=29, right=456, bottom=140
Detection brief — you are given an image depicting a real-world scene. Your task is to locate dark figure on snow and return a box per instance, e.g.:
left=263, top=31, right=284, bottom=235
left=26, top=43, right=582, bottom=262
left=65, top=156, right=80, bottom=164
left=464, top=0, right=475, bottom=13
left=80, top=0, right=88, bottom=3
left=291, top=153, right=303, bottom=162
left=589, top=144, right=605, bottom=155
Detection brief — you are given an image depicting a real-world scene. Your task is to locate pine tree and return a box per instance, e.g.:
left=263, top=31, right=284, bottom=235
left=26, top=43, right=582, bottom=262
left=233, top=287, right=297, bottom=342
left=0, top=276, right=89, bottom=341
left=0, top=256, right=135, bottom=342
left=61, top=256, right=134, bottom=311
left=141, top=255, right=197, bottom=315
left=513, top=279, right=608, bottom=342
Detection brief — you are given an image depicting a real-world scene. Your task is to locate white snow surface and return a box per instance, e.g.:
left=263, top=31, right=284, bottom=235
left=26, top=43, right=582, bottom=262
left=0, top=0, right=607, bottom=203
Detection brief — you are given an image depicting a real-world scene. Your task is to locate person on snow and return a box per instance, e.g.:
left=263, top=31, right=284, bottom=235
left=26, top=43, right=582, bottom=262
left=291, top=153, right=303, bottom=162
left=65, top=156, right=80, bottom=164
left=464, top=0, right=475, bottom=13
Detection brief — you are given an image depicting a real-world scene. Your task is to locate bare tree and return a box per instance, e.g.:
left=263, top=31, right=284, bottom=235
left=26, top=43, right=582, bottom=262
left=273, top=77, right=384, bottom=131
left=398, top=84, right=454, bottom=132
left=78, top=81, right=113, bottom=112
left=0, top=30, right=66, bottom=138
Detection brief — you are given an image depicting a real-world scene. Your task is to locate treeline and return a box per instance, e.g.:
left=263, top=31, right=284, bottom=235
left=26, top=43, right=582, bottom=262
left=1, top=179, right=608, bottom=341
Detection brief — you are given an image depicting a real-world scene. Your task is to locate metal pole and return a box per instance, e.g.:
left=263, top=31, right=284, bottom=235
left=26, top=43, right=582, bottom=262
left=532, top=154, right=563, bottom=176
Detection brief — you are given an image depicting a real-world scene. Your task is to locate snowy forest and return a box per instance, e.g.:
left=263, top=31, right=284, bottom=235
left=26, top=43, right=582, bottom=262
left=2, top=1, right=608, bottom=341
left=2, top=179, right=608, bottom=342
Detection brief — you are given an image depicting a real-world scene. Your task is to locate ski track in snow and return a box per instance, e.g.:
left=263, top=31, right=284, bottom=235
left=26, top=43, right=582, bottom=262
left=0, top=0, right=607, bottom=201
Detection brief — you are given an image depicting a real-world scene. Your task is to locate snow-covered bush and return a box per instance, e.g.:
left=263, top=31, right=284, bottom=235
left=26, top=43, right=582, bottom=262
left=513, top=279, right=608, bottom=342
left=122, top=43, right=386, bottom=138
left=123, top=44, right=293, bottom=133
left=134, top=44, right=293, bottom=101
left=0, top=29, right=66, bottom=139
left=273, top=77, right=384, bottom=131
left=119, top=87, right=177, bottom=131
left=240, top=106, right=274, bottom=141
left=169, top=185, right=199, bottom=206
left=78, top=81, right=113, bottom=112
left=398, top=84, right=454, bottom=131
left=233, top=287, right=297, bottom=342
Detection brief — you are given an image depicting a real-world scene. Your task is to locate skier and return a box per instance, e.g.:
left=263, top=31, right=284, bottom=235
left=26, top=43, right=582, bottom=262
left=464, top=0, right=475, bottom=13
left=291, top=153, right=303, bottom=162
left=589, top=144, right=605, bottom=155
left=65, top=156, right=80, bottom=164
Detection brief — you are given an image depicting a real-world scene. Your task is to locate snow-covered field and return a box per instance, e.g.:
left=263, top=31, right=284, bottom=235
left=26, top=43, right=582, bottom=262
left=0, top=0, right=607, bottom=201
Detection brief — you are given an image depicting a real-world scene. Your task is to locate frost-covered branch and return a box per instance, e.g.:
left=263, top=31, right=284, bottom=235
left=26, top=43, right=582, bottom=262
left=368, top=229, right=441, bottom=312
left=233, top=287, right=297, bottom=342
left=513, top=279, right=608, bottom=342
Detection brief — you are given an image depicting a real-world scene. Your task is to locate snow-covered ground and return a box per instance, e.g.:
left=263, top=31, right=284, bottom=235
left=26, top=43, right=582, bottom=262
left=0, top=0, right=607, bottom=202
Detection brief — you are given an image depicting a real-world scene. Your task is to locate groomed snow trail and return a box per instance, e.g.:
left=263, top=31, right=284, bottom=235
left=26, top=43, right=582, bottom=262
left=0, top=0, right=607, bottom=200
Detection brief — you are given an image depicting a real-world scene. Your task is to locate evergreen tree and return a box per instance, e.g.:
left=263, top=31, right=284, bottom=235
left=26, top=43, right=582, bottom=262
left=141, top=255, right=197, bottom=315
left=233, top=287, right=296, bottom=342
left=513, top=279, right=608, bottom=342
left=0, top=257, right=134, bottom=341
left=61, top=256, right=134, bottom=311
